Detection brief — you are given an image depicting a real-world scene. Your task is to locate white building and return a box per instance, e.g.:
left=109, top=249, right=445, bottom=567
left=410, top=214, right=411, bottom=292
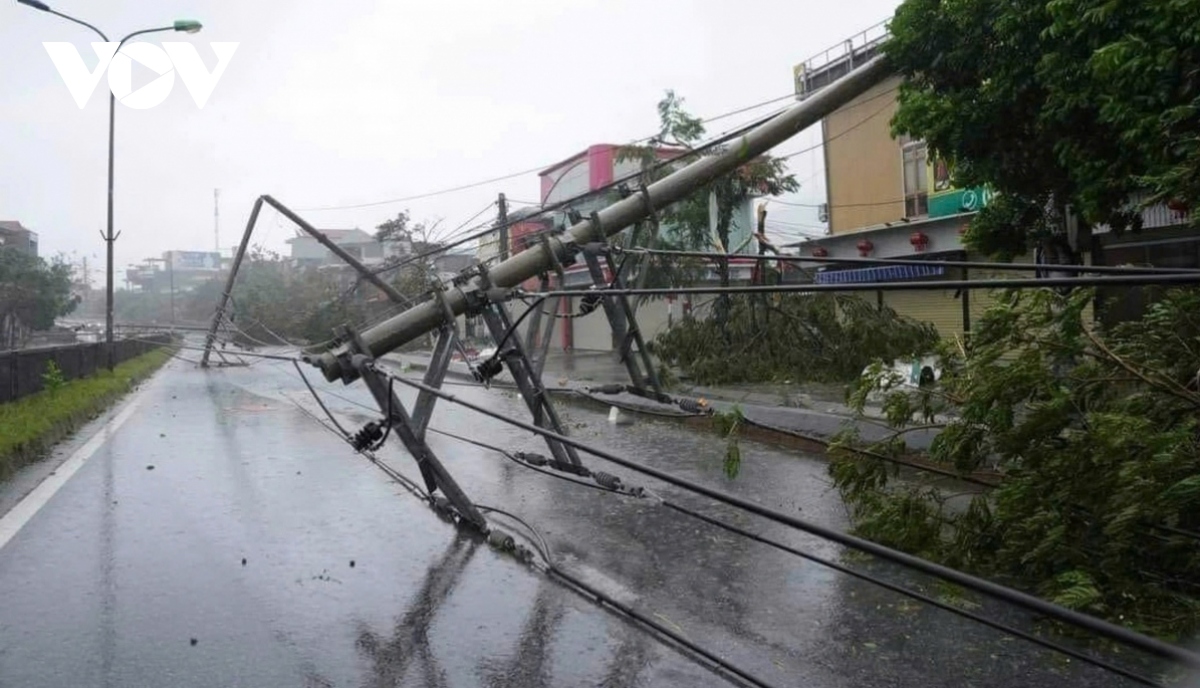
left=287, top=228, right=384, bottom=267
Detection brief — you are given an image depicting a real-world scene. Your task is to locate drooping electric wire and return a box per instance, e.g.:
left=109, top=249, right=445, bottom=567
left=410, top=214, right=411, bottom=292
left=513, top=271, right=1200, bottom=301
left=612, top=246, right=1200, bottom=275
left=379, top=367, right=1200, bottom=670
left=296, top=90, right=804, bottom=213
left=398, top=418, right=1162, bottom=685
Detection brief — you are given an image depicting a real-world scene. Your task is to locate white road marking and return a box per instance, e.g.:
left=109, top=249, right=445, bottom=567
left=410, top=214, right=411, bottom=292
left=0, top=391, right=146, bottom=552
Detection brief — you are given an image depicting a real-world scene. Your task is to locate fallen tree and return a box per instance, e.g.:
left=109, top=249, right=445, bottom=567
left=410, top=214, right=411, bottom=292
left=653, top=293, right=939, bottom=385
left=831, top=287, right=1200, bottom=639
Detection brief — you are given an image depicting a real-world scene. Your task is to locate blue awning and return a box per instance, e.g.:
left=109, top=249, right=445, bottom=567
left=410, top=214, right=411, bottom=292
left=815, top=264, right=945, bottom=285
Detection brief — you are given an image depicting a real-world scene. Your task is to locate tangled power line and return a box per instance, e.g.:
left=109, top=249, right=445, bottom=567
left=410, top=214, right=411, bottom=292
left=178, top=58, right=1200, bottom=686
left=163, top=248, right=1200, bottom=686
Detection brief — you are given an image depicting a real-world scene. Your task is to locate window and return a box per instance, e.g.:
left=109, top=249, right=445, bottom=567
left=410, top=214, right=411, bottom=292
left=902, top=138, right=929, bottom=218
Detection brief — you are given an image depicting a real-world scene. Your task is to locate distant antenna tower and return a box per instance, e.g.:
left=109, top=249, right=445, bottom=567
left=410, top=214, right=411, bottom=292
left=214, top=188, right=220, bottom=253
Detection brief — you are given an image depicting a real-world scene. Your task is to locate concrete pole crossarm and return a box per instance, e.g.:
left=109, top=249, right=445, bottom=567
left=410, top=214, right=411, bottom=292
left=261, top=196, right=410, bottom=307
left=201, top=196, right=264, bottom=368
left=312, top=56, right=891, bottom=383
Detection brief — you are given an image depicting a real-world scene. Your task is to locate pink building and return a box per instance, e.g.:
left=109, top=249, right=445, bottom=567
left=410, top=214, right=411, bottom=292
left=538, top=144, right=685, bottom=205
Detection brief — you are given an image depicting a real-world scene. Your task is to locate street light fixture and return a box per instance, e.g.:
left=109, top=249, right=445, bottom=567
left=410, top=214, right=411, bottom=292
left=17, top=0, right=202, bottom=368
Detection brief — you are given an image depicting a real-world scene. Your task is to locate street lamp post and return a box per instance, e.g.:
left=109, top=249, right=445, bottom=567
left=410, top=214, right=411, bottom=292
left=17, top=0, right=201, bottom=368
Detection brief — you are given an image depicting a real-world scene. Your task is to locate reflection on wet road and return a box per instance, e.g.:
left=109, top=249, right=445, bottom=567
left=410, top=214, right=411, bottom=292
left=0, top=355, right=1166, bottom=687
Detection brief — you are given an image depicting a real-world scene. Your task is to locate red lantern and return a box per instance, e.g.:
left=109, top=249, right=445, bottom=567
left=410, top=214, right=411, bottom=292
left=1168, top=198, right=1190, bottom=214
left=909, top=231, right=929, bottom=251
left=856, top=239, right=874, bottom=257
left=811, top=246, right=829, bottom=258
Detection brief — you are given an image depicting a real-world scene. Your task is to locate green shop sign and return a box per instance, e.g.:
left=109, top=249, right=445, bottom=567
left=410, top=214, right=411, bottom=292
left=929, top=186, right=993, bottom=218
left=927, top=157, right=993, bottom=218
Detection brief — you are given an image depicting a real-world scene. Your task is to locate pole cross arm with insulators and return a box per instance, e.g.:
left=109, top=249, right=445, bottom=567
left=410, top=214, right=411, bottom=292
left=309, top=56, right=892, bottom=383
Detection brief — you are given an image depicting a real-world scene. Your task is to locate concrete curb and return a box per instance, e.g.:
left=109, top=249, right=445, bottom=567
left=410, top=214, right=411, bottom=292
left=383, top=352, right=921, bottom=448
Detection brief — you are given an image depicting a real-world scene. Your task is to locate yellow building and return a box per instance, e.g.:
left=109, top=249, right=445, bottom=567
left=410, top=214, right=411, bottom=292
left=787, top=22, right=1200, bottom=341
left=787, top=28, right=1054, bottom=341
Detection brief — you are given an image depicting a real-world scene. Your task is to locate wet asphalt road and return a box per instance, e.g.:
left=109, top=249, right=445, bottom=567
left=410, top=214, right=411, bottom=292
left=0, top=351, right=1170, bottom=687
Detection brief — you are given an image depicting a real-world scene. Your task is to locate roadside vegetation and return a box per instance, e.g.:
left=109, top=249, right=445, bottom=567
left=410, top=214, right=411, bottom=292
left=822, top=0, right=1200, bottom=641
left=115, top=227, right=440, bottom=350
left=654, top=293, right=939, bottom=385
left=0, top=346, right=173, bottom=478
left=832, top=288, right=1200, bottom=639
left=0, top=249, right=76, bottom=349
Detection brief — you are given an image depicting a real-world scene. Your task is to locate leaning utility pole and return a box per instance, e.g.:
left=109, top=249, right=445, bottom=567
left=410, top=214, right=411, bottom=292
left=497, top=193, right=509, bottom=262
left=200, top=197, right=262, bottom=368
left=200, top=195, right=413, bottom=368
left=311, top=57, right=891, bottom=383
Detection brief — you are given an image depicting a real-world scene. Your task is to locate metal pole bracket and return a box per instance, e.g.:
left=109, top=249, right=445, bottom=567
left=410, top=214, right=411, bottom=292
left=337, top=324, right=488, bottom=531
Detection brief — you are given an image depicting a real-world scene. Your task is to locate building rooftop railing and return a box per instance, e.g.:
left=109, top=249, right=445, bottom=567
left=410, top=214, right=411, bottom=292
left=793, top=20, right=891, bottom=99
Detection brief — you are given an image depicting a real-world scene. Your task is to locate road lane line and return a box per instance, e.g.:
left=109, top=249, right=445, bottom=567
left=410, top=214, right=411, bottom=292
left=0, top=391, right=146, bottom=552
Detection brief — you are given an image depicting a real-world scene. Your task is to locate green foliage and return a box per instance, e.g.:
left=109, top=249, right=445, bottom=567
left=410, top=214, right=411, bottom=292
left=655, top=294, right=939, bottom=385
left=120, top=245, right=432, bottom=347
left=886, top=0, right=1200, bottom=258
left=0, top=249, right=77, bottom=336
left=41, top=361, right=65, bottom=394
left=832, top=288, right=1200, bottom=637
left=374, top=211, right=414, bottom=244
left=713, top=405, right=745, bottom=479
left=616, top=90, right=798, bottom=298
left=1, top=347, right=172, bottom=477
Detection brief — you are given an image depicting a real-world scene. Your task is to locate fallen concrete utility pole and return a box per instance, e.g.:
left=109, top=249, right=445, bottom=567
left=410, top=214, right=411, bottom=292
left=200, top=197, right=263, bottom=368
left=313, top=56, right=891, bottom=382
left=200, top=195, right=409, bottom=368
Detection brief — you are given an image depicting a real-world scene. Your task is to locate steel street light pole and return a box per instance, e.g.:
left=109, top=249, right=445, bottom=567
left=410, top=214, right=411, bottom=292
left=17, top=0, right=201, bottom=368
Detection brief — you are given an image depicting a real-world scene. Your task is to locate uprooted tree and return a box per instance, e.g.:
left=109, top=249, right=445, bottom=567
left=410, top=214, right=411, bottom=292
left=838, top=0, right=1200, bottom=640
left=831, top=288, right=1200, bottom=638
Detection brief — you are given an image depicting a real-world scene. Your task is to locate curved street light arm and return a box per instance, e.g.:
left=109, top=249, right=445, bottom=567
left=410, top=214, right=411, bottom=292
left=41, top=8, right=108, bottom=40
left=117, top=25, right=178, bottom=49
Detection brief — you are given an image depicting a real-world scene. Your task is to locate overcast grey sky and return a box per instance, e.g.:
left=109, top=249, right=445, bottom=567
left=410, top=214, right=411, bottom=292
left=2, top=0, right=899, bottom=283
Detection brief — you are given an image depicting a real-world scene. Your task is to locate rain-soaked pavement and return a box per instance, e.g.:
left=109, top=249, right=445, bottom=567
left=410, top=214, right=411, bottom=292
left=0, top=348, right=1177, bottom=687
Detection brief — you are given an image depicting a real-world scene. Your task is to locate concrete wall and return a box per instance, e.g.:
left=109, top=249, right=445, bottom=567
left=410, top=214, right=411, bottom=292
left=825, top=76, right=905, bottom=234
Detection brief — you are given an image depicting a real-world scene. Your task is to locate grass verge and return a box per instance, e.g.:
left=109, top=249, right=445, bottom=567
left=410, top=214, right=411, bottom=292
left=0, top=347, right=174, bottom=479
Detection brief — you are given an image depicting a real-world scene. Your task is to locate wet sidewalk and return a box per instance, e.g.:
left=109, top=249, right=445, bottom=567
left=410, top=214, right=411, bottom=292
left=383, top=350, right=938, bottom=452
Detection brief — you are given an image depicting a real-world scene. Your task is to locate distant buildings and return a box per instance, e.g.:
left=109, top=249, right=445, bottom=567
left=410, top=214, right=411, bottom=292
left=0, top=221, right=38, bottom=257
left=287, top=228, right=384, bottom=267
left=483, top=143, right=769, bottom=352
left=126, top=250, right=223, bottom=294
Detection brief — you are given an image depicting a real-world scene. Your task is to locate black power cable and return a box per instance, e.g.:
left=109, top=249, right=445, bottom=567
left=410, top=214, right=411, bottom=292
left=288, top=359, right=1170, bottom=684
left=614, top=246, right=1200, bottom=275
left=424, top=423, right=1165, bottom=684
left=287, top=356, right=1187, bottom=681
left=422, top=424, right=1160, bottom=685
left=348, top=104, right=798, bottom=286
left=658, top=500, right=1160, bottom=686
left=381, top=368, right=1200, bottom=670
left=513, top=271, right=1200, bottom=300
left=286, top=384, right=778, bottom=688
left=297, top=90, right=802, bottom=214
